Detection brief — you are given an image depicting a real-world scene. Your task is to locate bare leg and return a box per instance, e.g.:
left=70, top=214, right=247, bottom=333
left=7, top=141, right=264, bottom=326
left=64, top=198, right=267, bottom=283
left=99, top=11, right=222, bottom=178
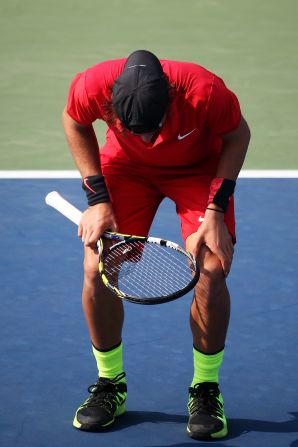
left=186, top=242, right=231, bottom=353
left=82, top=246, right=124, bottom=350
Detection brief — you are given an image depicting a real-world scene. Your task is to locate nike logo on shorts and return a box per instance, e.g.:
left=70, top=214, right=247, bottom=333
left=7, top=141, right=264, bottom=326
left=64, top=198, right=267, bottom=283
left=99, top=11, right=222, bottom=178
left=198, top=216, right=204, bottom=222
left=177, top=129, right=196, bottom=140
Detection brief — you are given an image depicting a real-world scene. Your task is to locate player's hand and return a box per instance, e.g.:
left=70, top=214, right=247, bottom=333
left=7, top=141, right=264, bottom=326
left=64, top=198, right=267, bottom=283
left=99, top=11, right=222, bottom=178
left=78, top=202, right=118, bottom=248
left=188, top=208, right=234, bottom=276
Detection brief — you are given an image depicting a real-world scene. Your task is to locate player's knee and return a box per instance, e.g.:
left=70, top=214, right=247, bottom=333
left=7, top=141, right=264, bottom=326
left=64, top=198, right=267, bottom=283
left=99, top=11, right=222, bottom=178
left=196, top=253, right=225, bottom=298
left=203, top=255, right=223, bottom=280
left=83, top=255, right=100, bottom=283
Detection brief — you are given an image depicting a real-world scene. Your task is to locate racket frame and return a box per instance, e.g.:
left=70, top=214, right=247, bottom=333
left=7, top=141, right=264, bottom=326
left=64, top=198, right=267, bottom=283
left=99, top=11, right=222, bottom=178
left=45, top=191, right=200, bottom=305
left=98, top=235, right=200, bottom=305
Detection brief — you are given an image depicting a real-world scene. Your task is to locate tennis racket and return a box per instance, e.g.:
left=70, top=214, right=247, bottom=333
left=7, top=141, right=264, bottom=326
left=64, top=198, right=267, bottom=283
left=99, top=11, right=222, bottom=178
left=45, top=191, right=200, bottom=305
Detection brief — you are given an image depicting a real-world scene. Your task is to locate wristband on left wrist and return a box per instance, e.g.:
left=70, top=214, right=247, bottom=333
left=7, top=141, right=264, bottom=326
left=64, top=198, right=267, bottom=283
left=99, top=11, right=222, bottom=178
left=208, top=177, right=236, bottom=213
left=206, top=207, right=225, bottom=214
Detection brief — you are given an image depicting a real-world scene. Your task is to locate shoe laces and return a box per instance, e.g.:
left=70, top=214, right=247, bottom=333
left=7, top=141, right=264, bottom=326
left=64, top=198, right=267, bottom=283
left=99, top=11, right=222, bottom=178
left=84, top=372, right=127, bottom=412
left=188, top=382, right=223, bottom=417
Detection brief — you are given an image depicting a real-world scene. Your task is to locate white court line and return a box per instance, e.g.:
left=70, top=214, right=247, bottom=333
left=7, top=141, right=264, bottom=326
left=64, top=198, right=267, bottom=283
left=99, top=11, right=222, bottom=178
left=0, top=170, right=81, bottom=179
left=0, top=170, right=298, bottom=178
left=239, top=170, right=298, bottom=178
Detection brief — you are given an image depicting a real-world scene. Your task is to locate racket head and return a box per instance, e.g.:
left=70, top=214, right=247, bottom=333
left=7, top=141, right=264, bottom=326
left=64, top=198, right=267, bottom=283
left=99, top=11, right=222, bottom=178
left=98, top=235, right=200, bottom=305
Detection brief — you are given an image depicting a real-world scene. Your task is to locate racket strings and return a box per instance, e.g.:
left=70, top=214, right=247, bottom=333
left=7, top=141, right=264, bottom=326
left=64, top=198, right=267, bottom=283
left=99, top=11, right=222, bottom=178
left=107, top=244, right=192, bottom=281
left=104, top=241, right=195, bottom=299
left=109, top=241, right=194, bottom=272
left=106, top=242, right=192, bottom=282
left=131, top=248, right=192, bottom=291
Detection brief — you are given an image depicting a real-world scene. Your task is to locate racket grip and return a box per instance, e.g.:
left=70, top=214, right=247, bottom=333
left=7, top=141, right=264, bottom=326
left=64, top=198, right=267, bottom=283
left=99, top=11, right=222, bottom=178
left=45, top=191, right=104, bottom=256
left=45, top=191, right=82, bottom=226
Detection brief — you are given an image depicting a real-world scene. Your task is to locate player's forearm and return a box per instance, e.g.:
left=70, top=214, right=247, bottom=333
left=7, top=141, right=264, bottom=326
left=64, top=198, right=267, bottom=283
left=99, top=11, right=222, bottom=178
left=216, top=115, right=251, bottom=181
left=62, top=108, right=102, bottom=178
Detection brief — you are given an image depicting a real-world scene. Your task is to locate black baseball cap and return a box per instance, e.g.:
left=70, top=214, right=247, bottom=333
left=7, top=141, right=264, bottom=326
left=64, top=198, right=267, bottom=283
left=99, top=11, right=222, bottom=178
left=112, top=50, right=169, bottom=134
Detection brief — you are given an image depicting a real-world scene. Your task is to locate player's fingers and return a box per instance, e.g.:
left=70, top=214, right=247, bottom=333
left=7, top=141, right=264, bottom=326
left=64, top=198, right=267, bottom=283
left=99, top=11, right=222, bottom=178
left=83, top=227, right=93, bottom=245
left=209, top=245, right=230, bottom=277
left=195, top=237, right=206, bottom=259
left=214, top=236, right=233, bottom=268
left=221, top=242, right=233, bottom=264
left=86, top=230, right=99, bottom=246
left=110, top=217, right=118, bottom=232
left=187, top=235, right=204, bottom=259
left=221, top=254, right=232, bottom=277
left=78, top=222, right=83, bottom=238
left=85, top=228, right=102, bottom=250
left=81, top=225, right=87, bottom=243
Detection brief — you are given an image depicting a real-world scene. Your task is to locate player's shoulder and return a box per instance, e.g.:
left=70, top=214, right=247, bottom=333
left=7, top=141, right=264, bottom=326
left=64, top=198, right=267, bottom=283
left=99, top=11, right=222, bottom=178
left=162, top=60, right=214, bottom=81
left=161, top=60, right=215, bottom=96
left=84, top=58, right=126, bottom=96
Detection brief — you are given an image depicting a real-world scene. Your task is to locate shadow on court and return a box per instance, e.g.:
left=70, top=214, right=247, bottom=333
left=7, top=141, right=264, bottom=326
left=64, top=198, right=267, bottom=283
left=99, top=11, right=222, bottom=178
left=108, top=412, right=298, bottom=447
left=227, top=412, right=298, bottom=440
left=110, top=410, right=298, bottom=438
left=1, top=179, right=298, bottom=447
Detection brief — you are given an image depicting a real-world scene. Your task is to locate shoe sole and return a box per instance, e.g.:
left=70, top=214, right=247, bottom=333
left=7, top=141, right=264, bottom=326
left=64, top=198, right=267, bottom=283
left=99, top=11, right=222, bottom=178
left=73, top=403, right=126, bottom=431
left=187, top=423, right=228, bottom=440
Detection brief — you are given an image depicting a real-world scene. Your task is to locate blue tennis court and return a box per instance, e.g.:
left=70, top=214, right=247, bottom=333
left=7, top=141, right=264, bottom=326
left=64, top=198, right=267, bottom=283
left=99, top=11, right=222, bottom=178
left=0, top=178, right=298, bottom=447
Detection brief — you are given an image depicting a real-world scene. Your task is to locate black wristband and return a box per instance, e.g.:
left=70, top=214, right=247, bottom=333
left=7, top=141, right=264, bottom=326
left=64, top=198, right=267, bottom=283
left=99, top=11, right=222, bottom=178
left=82, top=175, right=110, bottom=206
left=206, top=207, right=225, bottom=214
left=208, top=178, right=236, bottom=212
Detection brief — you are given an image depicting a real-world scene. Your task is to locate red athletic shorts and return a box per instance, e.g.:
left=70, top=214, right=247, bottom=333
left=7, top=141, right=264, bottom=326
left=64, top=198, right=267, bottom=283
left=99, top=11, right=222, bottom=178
left=101, top=162, right=236, bottom=243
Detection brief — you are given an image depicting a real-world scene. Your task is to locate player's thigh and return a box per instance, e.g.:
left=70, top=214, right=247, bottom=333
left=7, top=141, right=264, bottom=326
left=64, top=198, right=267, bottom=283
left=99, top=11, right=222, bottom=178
left=104, top=171, right=164, bottom=236
left=157, top=173, right=236, bottom=243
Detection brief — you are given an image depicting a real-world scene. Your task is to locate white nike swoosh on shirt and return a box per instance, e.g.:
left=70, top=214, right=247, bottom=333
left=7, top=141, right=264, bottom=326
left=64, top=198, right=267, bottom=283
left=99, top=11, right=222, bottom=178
left=177, top=129, right=196, bottom=140
left=198, top=216, right=204, bottom=222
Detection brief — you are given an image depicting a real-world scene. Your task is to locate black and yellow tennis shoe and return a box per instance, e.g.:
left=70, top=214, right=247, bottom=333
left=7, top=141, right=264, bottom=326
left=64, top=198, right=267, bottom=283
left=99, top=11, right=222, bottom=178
left=73, top=372, right=127, bottom=431
left=187, top=382, right=228, bottom=440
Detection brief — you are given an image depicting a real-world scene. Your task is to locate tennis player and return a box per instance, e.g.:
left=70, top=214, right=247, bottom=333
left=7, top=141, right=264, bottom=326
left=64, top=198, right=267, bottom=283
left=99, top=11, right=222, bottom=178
left=62, top=50, right=250, bottom=440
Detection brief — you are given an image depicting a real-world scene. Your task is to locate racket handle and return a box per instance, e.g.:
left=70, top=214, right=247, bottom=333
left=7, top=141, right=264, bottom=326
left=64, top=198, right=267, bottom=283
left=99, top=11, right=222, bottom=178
left=45, top=191, right=82, bottom=226
left=45, top=191, right=113, bottom=249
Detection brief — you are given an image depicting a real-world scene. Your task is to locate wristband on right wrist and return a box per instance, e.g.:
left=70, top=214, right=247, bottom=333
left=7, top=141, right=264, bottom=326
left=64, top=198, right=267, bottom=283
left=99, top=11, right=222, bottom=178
left=82, top=175, right=110, bottom=206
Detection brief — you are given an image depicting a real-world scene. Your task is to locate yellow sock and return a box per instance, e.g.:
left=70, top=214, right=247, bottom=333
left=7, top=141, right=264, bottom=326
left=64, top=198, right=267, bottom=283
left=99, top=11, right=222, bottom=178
left=92, top=341, right=124, bottom=380
left=191, top=346, right=224, bottom=386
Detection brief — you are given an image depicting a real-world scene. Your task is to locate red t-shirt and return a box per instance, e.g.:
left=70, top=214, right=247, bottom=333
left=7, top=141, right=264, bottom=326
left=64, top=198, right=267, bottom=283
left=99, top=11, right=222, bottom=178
left=67, top=59, right=241, bottom=170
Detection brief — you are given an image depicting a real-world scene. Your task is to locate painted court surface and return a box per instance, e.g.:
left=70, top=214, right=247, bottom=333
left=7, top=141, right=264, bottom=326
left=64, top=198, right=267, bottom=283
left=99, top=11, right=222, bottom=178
left=0, top=177, right=298, bottom=447
left=1, top=1, right=298, bottom=445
